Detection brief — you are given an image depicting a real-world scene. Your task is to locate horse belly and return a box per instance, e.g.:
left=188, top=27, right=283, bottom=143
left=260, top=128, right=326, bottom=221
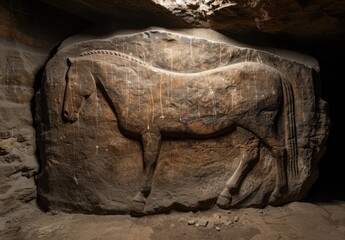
left=154, top=74, right=233, bottom=135
left=117, top=75, right=229, bottom=134
left=115, top=63, right=282, bottom=136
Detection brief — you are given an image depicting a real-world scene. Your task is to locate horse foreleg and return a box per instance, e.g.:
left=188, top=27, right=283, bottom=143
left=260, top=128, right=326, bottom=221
left=133, top=131, right=161, bottom=207
left=217, top=143, right=259, bottom=209
left=269, top=146, right=288, bottom=203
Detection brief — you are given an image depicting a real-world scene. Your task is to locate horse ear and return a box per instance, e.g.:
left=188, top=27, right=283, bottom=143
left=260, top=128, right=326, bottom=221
left=67, top=57, right=76, bottom=66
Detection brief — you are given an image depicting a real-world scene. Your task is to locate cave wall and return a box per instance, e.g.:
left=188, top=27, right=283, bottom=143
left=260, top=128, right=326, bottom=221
left=0, top=0, right=90, bottom=215
left=0, top=0, right=344, bottom=216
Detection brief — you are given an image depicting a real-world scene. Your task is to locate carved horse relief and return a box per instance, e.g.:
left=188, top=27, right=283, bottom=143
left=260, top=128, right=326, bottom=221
left=62, top=50, right=298, bottom=211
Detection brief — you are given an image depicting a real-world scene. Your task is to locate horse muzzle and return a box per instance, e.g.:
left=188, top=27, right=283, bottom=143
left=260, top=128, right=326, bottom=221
left=63, top=110, right=79, bottom=123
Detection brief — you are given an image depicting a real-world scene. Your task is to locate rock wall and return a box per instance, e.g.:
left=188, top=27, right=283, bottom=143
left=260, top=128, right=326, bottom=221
left=153, top=0, right=345, bottom=39
left=0, top=40, right=44, bottom=215
left=0, top=0, right=337, bottom=217
left=36, top=27, right=329, bottom=215
left=37, top=0, right=345, bottom=40
left=0, top=1, right=89, bottom=217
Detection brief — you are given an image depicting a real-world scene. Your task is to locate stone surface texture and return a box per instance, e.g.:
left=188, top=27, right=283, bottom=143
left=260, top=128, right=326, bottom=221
left=1, top=200, right=345, bottom=240
left=36, top=27, right=329, bottom=215
left=0, top=0, right=341, bottom=218
left=0, top=1, right=89, bottom=217
left=0, top=41, right=43, bottom=216
left=38, top=0, right=345, bottom=40
left=153, top=0, right=345, bottom=39
left=0, top=0, right=341, bottom=238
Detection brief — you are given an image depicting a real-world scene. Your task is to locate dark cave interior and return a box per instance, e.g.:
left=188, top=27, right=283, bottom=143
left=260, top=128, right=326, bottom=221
left=308, top=43, right=345, bottom=202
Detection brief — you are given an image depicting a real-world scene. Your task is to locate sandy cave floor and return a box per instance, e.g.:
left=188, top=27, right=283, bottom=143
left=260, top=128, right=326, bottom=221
left=0, top=200, right=345, bottom=240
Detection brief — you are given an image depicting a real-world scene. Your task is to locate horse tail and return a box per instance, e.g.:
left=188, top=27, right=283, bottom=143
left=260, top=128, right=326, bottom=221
left=281, top=77, right=298, bottom=176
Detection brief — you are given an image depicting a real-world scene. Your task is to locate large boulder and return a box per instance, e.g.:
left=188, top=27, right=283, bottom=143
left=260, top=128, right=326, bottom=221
left=36, top=27, right=329, bottom=215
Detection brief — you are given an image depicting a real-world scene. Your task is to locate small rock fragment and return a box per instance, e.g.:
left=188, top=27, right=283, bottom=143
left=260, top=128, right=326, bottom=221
left=225, top=219, right=233, bottom=225
left=234, top=216, right=239, bottom=222
left=0, top=137, right=17, bottom=155
left=195, top=219, right=208, bottom=227
left=188, top=219, right=196, bottom=225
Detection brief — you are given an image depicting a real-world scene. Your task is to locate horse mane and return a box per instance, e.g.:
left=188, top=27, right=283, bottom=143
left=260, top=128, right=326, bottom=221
left=80, top=50, right=152, bottom=68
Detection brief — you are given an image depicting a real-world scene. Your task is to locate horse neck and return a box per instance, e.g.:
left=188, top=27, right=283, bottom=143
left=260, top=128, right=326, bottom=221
left=80, top=50, right=151, bottom=68
left=80, top=59, right=123, bottom=115
left=89, top=60, right=119, bottom=90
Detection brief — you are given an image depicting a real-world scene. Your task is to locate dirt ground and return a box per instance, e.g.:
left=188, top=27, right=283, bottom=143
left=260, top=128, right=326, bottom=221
left=1, top=199, right=344, bottom=240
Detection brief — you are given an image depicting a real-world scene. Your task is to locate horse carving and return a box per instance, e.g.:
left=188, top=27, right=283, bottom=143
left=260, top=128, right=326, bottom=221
left=62, top=50, right=297, bottom=210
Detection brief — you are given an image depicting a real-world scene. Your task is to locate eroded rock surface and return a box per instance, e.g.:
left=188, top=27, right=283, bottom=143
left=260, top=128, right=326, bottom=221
left=38, top=0, right=345, bottom=40
left=154, top=0, right=345, bottom=39
left=0, top=1, right=92, bottom=217
left=1, top=201, right=345, bottom=240
left=0, top=42, right=45, bottom=215
left=36, top=27, right=329, bottom=215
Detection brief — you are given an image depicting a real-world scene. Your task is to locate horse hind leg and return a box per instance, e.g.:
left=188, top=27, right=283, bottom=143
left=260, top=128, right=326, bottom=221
left=268, top=144, right=288, bottom=203
left=217, top=140, right=260, bottom=209
left=132, top=131, right=161, bottom=211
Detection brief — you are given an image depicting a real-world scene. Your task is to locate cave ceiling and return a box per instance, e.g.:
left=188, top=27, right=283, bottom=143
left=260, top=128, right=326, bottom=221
left=35, top=0, right=345, bottom=44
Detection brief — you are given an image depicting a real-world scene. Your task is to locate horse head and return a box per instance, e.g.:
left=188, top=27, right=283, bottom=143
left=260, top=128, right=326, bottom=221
left=63, top=57, right=96, bottom=123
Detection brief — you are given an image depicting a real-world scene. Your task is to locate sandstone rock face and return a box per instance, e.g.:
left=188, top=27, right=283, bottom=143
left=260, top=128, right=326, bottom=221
left=38, top=0, right=345, bottom=41
left=153, top=0, right=345, bottom=39
left=36, top=27, right=329, bottom=215
left=0, top=41, right=46, bottom=215
left=0, top=1, right=93, bottom=217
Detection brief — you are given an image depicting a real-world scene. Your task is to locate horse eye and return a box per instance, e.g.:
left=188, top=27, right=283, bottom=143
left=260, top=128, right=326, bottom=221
left=80, top=89, right=92, bottom=97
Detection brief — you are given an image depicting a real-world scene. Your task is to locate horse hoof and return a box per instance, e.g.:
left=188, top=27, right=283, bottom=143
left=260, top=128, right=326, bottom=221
left=133, top=191, right=146, bottom=203
left=130, top=192, right=146, bottom=211
left=216, top=194, right=232, bottom=209
left=268, top=190, right=281, bottom=204
left=130, top=200, right=146, bottom=212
